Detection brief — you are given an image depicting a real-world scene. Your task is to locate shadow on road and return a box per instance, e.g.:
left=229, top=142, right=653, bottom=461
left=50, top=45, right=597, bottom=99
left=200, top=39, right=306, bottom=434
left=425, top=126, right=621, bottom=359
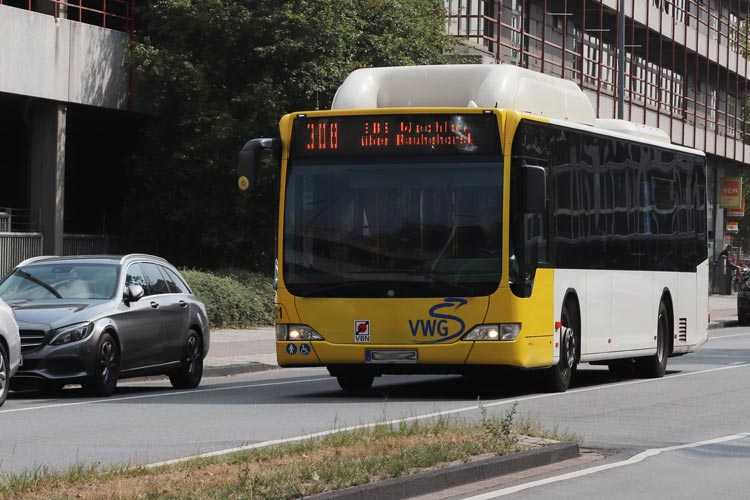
left=6, top=365, right=689, bottom=408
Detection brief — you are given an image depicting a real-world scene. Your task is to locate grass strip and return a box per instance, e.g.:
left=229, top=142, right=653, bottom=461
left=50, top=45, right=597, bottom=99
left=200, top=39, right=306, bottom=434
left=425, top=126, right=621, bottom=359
left=1, top=405, right=575, bottom=500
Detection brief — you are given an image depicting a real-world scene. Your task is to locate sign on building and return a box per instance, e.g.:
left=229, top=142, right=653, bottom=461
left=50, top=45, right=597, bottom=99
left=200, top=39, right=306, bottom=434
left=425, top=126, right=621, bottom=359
left=721, top=177, right=743, bottom=209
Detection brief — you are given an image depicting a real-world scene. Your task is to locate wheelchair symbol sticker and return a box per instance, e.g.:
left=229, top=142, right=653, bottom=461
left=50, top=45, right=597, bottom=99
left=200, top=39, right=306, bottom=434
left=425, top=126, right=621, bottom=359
left=300, top=344, right=311, bottom=356
left=286, top=344, right=297, bottom=355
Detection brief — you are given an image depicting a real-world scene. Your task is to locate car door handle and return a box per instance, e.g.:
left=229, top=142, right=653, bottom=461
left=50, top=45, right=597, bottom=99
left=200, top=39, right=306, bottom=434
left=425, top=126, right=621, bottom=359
left=150, top=301, right=160, bottom=309
left=179, top=300, right=188, bottom=308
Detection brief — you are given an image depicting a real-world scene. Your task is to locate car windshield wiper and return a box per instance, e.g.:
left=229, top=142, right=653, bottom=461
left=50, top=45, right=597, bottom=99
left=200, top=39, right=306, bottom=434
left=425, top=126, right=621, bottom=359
left=15, top=270, right=62, bottom=299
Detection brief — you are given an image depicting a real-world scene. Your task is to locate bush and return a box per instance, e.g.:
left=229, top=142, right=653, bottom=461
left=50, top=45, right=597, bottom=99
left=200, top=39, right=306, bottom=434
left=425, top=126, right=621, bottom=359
left=180, top=268, right=274, bottom=328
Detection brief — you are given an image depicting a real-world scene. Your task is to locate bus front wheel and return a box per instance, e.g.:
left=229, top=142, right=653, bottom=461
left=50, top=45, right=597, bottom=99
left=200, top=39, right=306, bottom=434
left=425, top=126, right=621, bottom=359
left=336, top=373, right=374, bottom=395
left=546, top=304, right=578, bottom=392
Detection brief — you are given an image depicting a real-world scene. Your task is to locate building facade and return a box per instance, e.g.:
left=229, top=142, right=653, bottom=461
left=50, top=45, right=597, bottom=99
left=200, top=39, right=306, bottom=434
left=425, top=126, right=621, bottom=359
left=447, top=0, right=750, bottom=262
left=0, top=0, right=138, bottom=274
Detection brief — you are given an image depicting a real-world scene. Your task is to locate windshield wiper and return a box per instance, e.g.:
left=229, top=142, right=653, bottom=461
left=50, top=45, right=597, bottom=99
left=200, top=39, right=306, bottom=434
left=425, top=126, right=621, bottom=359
left=16, top=270, right=62, bottom=298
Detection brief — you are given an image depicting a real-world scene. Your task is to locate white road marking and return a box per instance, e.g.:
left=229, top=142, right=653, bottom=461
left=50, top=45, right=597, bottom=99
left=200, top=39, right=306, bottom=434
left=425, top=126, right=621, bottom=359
left=143, top=363, right=749, bottom=468
left=0, top=377, right=330, bottom=414
left=4, top=334, right=745, bottom=417
left=461, top=433, right=750, bottom=499
left=711, top=332, right=750, bottom=339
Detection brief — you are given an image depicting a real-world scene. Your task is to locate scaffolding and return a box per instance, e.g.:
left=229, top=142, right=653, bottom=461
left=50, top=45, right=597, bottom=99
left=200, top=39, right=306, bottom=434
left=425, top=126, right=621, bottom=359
left=447, top=0, right=750, bottom=162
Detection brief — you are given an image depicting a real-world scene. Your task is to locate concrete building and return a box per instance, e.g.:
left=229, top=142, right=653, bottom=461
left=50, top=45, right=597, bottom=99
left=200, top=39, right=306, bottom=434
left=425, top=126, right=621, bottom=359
left=2, top=0, right=744, bottom=278
left=447, top=0, right=750, bottom=264
left=0, top=0, right=138, bottom=274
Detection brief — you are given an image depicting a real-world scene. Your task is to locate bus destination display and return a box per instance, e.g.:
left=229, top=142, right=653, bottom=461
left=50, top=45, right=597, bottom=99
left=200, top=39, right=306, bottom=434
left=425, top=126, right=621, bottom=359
left=291, top=114, right=500, bottom=157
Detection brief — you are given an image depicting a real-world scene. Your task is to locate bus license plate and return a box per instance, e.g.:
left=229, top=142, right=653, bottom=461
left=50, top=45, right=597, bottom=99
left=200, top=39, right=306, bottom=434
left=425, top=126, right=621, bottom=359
left=366, top=350, right=418, bottom=364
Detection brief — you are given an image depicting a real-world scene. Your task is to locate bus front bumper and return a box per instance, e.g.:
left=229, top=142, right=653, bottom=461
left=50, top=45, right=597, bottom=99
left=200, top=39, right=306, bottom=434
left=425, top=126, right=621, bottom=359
left=276, top=337, right=553, bottom=371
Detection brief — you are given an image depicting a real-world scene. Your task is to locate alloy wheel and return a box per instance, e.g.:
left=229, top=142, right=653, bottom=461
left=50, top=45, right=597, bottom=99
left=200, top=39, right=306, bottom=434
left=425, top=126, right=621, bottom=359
left=98, top=339, right=117, bottom=386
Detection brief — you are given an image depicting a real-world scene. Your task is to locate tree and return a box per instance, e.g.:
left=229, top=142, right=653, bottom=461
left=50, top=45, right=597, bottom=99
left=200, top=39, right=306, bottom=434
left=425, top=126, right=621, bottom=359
left=128, top=0, right=452, bottom=270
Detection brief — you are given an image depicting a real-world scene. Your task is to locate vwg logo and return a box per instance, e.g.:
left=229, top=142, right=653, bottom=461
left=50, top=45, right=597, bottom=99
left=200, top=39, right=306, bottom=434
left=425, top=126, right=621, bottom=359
left=408, top=298, right=467, bottom=344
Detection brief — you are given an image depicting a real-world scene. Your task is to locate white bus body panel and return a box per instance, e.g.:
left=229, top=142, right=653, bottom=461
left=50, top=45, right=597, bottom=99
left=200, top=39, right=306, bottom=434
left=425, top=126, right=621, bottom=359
left=554, top=263, right=708, bottom=363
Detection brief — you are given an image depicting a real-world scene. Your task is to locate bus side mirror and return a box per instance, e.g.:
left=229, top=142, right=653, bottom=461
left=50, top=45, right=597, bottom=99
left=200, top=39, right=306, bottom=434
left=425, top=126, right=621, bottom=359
left=523, top=165, right=547, bottom=214
left=237, top=138, right=279, bottom=193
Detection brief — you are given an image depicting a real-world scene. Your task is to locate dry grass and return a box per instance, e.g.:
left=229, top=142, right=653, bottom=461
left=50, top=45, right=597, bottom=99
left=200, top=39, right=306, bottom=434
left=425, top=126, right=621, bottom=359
left=1, top=407, right=570, bottom=500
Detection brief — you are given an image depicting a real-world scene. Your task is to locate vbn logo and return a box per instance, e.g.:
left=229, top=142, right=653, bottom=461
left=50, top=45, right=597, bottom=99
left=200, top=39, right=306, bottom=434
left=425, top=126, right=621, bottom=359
left=408, top=298, right=467, bottom=344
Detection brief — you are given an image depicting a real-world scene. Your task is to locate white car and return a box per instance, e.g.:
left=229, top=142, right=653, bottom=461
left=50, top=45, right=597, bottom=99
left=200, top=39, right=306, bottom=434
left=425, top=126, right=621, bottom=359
left=0, top=298, right=21, bottom=406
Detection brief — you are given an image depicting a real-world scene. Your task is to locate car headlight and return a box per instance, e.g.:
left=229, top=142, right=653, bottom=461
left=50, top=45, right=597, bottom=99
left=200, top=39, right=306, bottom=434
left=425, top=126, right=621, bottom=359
left=276, top=324, right=324, bottom=341
left=463, top=323, right=521, bottom=341
left=50, top=322, right=95, bottom=346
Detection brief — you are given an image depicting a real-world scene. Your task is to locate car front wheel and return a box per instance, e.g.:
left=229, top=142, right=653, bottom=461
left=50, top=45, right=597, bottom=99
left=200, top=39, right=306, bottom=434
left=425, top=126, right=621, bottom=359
left=0, top=343, right=9, bottom=407
left=169, top=330, right=204, bottom=389
left=85, top=332, right=120, bottom=397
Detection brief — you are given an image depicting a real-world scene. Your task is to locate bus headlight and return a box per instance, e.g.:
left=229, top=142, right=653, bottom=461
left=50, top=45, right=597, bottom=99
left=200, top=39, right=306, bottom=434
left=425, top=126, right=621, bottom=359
left=463, top=323, right=521, bottom=341
left=276, top=324, right=324, bottom=341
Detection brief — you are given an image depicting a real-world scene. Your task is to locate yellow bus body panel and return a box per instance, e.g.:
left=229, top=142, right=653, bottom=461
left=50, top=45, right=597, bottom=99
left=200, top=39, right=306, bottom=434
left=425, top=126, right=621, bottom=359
left=275, top=108, right=556, bottom=371
left=276, top=270, right=554, bottom=369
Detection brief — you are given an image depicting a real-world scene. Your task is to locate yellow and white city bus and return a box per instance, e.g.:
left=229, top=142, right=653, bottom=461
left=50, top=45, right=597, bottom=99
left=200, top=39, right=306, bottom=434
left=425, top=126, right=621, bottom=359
left=238, top=65, right=708, bottom=393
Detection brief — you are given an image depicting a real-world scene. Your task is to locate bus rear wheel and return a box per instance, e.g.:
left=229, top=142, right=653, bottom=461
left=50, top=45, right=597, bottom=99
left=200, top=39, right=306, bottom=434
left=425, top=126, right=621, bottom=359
left=635, top=301, right=669, bottom=378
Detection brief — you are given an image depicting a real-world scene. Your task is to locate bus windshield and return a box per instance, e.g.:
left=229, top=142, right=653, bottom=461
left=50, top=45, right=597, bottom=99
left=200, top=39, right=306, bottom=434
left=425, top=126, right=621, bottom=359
left=283, top=159, right=503, bottom=298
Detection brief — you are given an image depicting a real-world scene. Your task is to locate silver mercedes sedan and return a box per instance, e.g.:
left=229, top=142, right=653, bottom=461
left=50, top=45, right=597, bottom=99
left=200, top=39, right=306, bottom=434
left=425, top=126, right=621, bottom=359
left=0, top=254, right=210, bottom=397
left=0, top=297, right=21, bottom=406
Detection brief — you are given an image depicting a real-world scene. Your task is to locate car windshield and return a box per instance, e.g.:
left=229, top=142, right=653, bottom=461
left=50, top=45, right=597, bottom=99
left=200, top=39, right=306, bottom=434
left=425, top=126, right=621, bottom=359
left=0, top=263, right=119, bottom=301
left=283, top=159, right=503, bottom=298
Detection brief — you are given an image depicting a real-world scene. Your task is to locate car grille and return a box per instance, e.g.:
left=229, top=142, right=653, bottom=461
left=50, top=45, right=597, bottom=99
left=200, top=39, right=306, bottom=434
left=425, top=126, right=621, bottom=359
left=19, top=329, right=47, bottom=353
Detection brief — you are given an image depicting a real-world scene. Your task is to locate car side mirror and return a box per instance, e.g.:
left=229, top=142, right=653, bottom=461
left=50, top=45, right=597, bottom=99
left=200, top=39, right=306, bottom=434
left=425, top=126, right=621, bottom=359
left=124, top=284, right=145, bottom=303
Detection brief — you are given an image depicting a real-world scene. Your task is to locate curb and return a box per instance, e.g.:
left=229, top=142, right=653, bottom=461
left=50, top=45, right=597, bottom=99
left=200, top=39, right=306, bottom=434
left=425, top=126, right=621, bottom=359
left=204, top=362, right=279, bottom=378
left=121, top=362, right=278, bottom=385
left=308, top=442, right=579, bottom=500
left=709, top=320, right=736, bottom=330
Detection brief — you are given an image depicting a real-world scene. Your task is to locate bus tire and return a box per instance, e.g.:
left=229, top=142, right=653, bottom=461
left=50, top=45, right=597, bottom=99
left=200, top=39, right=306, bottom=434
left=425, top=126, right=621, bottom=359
left=546, top=303, right=578, bottom=392
left=635, top=301, right=669, bottom=378
left=336, top=373, right=374, bottom=394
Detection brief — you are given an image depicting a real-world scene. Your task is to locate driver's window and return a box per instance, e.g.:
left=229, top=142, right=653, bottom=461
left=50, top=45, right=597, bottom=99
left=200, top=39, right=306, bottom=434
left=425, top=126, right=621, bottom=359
left=125, top=264, right=149, bottom=295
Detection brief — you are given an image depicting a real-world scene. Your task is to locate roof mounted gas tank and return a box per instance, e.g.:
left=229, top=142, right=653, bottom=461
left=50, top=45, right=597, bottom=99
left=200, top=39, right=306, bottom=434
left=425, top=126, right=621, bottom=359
left=331, top=64, right=596, bottom=126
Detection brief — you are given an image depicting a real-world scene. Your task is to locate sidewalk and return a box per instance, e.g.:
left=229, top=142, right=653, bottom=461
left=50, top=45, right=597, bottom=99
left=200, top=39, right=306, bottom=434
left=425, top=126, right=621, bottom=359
left=709, top=293, right=737, bottom=329
left=203, top=327, right=278, bottom=377
left=204, top=294, right=739, bottom=377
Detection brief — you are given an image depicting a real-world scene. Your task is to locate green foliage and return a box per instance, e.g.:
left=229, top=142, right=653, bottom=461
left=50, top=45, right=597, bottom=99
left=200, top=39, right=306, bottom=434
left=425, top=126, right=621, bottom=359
left=479, top=401, right=519, bottom=447
left=128, top=0, right=452, bottom=270
left=180, top=268, right=274, bottom=328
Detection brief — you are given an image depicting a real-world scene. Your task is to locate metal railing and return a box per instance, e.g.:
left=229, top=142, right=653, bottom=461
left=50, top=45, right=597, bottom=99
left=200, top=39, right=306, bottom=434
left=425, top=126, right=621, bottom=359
left=62, top=234, right=110, bottom=255
left=0, top=233, right=137, bottom=277
left=0, top=0, right=135, bottom=33
left=0, top=233, right=43, bottom=276
left=0, top=207, right=40, bottom=233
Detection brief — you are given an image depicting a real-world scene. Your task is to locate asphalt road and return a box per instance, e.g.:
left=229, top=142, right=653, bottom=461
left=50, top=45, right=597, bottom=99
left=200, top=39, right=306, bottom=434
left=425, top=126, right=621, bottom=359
left=1, top=326, right=749, bottom=500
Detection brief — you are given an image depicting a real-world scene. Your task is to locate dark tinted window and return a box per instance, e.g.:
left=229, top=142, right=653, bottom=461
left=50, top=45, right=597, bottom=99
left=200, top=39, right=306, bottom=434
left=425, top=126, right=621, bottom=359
left=283, top=159, right=503, bottom=298
left=163, top=267, right=190, bottom=294
left=510, top=119, right=707, bottom=286
left=142, top=263, right=170, bottom=295
left=125, top=264, right=149, bottom=294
